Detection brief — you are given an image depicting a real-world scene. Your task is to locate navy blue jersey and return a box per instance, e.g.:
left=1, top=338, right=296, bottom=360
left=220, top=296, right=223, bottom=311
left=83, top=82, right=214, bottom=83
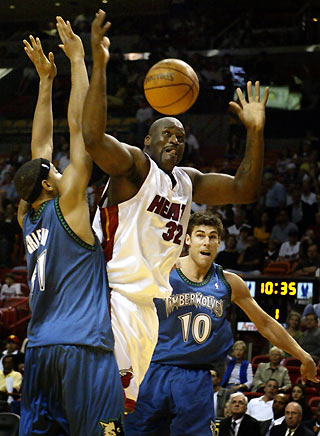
left=152, top=264, right=233, bottom=368
left=23, top=198, right=114, bottom=350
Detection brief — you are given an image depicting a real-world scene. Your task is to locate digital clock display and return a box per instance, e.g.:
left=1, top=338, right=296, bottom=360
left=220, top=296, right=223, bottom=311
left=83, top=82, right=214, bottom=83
left=260, top=281, right=297, bottom=296
left=244, top=279, right=314, bottom=300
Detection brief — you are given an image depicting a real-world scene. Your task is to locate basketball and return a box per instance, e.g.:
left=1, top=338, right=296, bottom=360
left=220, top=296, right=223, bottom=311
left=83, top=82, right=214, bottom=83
left=143, top=58, right=199, bottom=115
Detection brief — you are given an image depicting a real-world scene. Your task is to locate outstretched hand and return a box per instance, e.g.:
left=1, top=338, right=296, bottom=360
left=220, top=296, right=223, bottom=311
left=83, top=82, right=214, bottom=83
left=229, top=81, right=269, bottom=130
left=23, top=36, right=56, bottom=80
left=56, top=16, right=84, bottom=60
left=300, top=355, right=320, bottom=384
left=91, top=9, right=111, bottom=65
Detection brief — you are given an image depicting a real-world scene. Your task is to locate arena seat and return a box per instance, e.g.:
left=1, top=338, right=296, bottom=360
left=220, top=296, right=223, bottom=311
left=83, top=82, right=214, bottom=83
left=0, top=412, right=20, bottom=436
left=262, top=261, right=292, bottom=275
left=283, top=358, right=301, bottom=367
left=251, top=354, right=269, bottom=372
left=308, top=396, right=320, bottom=414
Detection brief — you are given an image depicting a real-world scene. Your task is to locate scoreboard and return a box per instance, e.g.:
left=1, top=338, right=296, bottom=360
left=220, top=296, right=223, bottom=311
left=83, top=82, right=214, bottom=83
left=235, top=276, right=318, bottom=330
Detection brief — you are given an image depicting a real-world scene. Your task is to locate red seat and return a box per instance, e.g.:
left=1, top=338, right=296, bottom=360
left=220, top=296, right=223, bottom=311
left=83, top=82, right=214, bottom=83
left=305, top=387, right=320, bottom=401
left=3, top=297, right=27, bottom=308
left=263, top=261, right=292, bottom=275
left=308, top=396, right=320, bottom=413
left=287, top=367, right=301, bottom=384
left=283, top=358, right=301, bottom=367
left=251, top=354, right=269, bottom=372
left=20, top=284, right=30, bottom=296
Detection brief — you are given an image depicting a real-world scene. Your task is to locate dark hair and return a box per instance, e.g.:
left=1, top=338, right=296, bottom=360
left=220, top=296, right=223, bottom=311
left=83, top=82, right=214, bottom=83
left=305, top=312, right=318, bottom=322
left=267, top=378, right=279, bottom=387
left=14, top=158, right=50, bottom=202
left=289, top=384, right=308, bottom=408
left=187, top=212, right=223, bottom=237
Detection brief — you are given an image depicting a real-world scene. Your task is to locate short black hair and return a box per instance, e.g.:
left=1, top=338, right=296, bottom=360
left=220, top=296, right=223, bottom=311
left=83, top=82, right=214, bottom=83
left=14, top=158, right=50, bottom=202
left=187, top=212, right=223, bottom=237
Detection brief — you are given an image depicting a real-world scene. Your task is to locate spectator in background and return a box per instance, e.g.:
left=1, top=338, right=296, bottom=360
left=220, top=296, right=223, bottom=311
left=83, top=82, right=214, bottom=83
left=228, top=210, right=247, bottom=236
left=293, top=243, right=320, bottom=276
left=264, top=393, right=288, bottom=436
left=300, top=313, right=320, bottom=362
left=0, top=355, right=22, bottom=412
left=283, top=311, right=303, bottom=357
left=210, top=368, right=230, bottom=420
left=135, top=98, right=154, bottom=145
left=0, top=273, right=23, bottom=300
left=270, top=209, right=299, bottom=245
left=312, top=403, right=320, bottom=435
left=254, top=211, right=272, bottom=247
left=215, top=234, right=239, bottom=271
left=277, top=228, right=300, bottom=263
left=252, top=347, right=291, bottom=393
left=236, top=224, right=252, bottom=253
left=0, top=335, right=24, bottom=372
left=247, top=379, right=279, bottom=422
left=0, top=171, right=18, bottom=203
left=270, top=402, right=313, bottom=436
left=263, top=172, right=287, bottom=221
left=306, top=211, right=320, bottom=242
left=264, top=239, right=280, bottom=266
left=221, top=340, right=253, bottom=392
left=286, top=188, right=315, bottom=233
left=219, top=392, right=262, bottom=436
left=301, top=178, right=317, bottom=206
left=288, top=384, right=313, bottom=427
left=223, top=400, right=231, bottom=418
left=236, top=235, right=265, bottom=276
left=184, top=124, right=200, bottom=164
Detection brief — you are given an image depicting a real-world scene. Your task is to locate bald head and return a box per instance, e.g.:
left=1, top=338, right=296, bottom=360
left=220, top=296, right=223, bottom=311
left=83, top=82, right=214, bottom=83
left=272, top=394, right=289, bottom=419
left=285, top=402, right=302, bottom=429
left=148, top=117, right=183, bottom=136
left=143, top=117, right=185, bottom=173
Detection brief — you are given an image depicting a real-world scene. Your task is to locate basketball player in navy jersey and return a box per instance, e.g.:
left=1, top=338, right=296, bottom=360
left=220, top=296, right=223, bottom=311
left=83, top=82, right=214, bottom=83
left=82, top=10, right=270, bottom=408
left=125, top=212, right=318, bottom=436
left=14, top=18, right=124, bottom=435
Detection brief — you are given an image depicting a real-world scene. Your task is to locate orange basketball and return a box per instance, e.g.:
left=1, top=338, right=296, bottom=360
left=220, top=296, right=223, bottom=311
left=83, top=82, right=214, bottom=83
left=143, top=58, right=199, bottom=115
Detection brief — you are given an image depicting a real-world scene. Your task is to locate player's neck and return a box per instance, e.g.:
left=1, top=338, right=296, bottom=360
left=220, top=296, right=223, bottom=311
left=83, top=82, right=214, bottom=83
left=179, top=256, right=211, bottom=283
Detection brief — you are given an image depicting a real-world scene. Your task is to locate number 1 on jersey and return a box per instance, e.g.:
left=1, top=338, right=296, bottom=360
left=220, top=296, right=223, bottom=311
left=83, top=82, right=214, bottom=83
left=31, top=249, right=47, bottom=292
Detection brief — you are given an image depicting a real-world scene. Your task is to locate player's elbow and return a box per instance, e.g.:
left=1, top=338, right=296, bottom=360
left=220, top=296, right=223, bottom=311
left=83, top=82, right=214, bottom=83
left=234, top=188, right=259, bottom=204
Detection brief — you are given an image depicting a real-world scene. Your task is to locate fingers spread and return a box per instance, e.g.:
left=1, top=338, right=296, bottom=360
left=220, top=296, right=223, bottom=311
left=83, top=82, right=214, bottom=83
left=247, top=81, right=253, bottom=103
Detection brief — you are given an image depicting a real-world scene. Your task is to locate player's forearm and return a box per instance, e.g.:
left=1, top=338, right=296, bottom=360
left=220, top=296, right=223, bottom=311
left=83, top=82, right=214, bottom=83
left=68, top=58, right=89, bottom=133
left=257, top=315, right=311, bottom=363
left=82, top=63, right=107, bottom=149
left=31, top=78, right=54, bottom=159
left=234, top=127, right=264, bottom=203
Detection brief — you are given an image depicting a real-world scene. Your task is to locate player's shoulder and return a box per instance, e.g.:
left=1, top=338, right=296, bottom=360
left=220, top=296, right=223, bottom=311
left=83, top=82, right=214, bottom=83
left=179, top=166, right=200, bottom=182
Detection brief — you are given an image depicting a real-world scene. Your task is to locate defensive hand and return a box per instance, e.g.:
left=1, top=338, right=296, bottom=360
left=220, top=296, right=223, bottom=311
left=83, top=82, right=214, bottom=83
left=91, top=9, right=111, bottom=65
left=229, top=81, right=269, bottom=130
left=23, top=36, right=57, bottom=80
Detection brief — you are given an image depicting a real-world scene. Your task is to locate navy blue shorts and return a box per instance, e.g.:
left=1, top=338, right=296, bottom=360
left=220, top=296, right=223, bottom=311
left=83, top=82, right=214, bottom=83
left=19, top=345, right=125, bottom=436
left=125, top=362, right=215, bottom=436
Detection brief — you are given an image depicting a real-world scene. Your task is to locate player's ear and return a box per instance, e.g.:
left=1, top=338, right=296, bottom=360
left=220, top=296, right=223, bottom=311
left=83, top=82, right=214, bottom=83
left=185, top=233, right=191, bottom=247
left=144, top=135, right=151, bottom=146
left=42, top=179, right=53, bottom=192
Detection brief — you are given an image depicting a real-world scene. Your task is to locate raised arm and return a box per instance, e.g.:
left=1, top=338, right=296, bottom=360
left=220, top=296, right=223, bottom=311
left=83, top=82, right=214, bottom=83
left=55, top=17, right=93, bottom=244
left=226, top=271, right=319, bottom=384
left=17, top=37, right=57, bottom=227
left=23, top=36, right=57, bottom=160
left=56, top=16, right=90, bottom=193
left=82, top=10, right=139, bottom=177
left=184, top=81, right=269, bottom=205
